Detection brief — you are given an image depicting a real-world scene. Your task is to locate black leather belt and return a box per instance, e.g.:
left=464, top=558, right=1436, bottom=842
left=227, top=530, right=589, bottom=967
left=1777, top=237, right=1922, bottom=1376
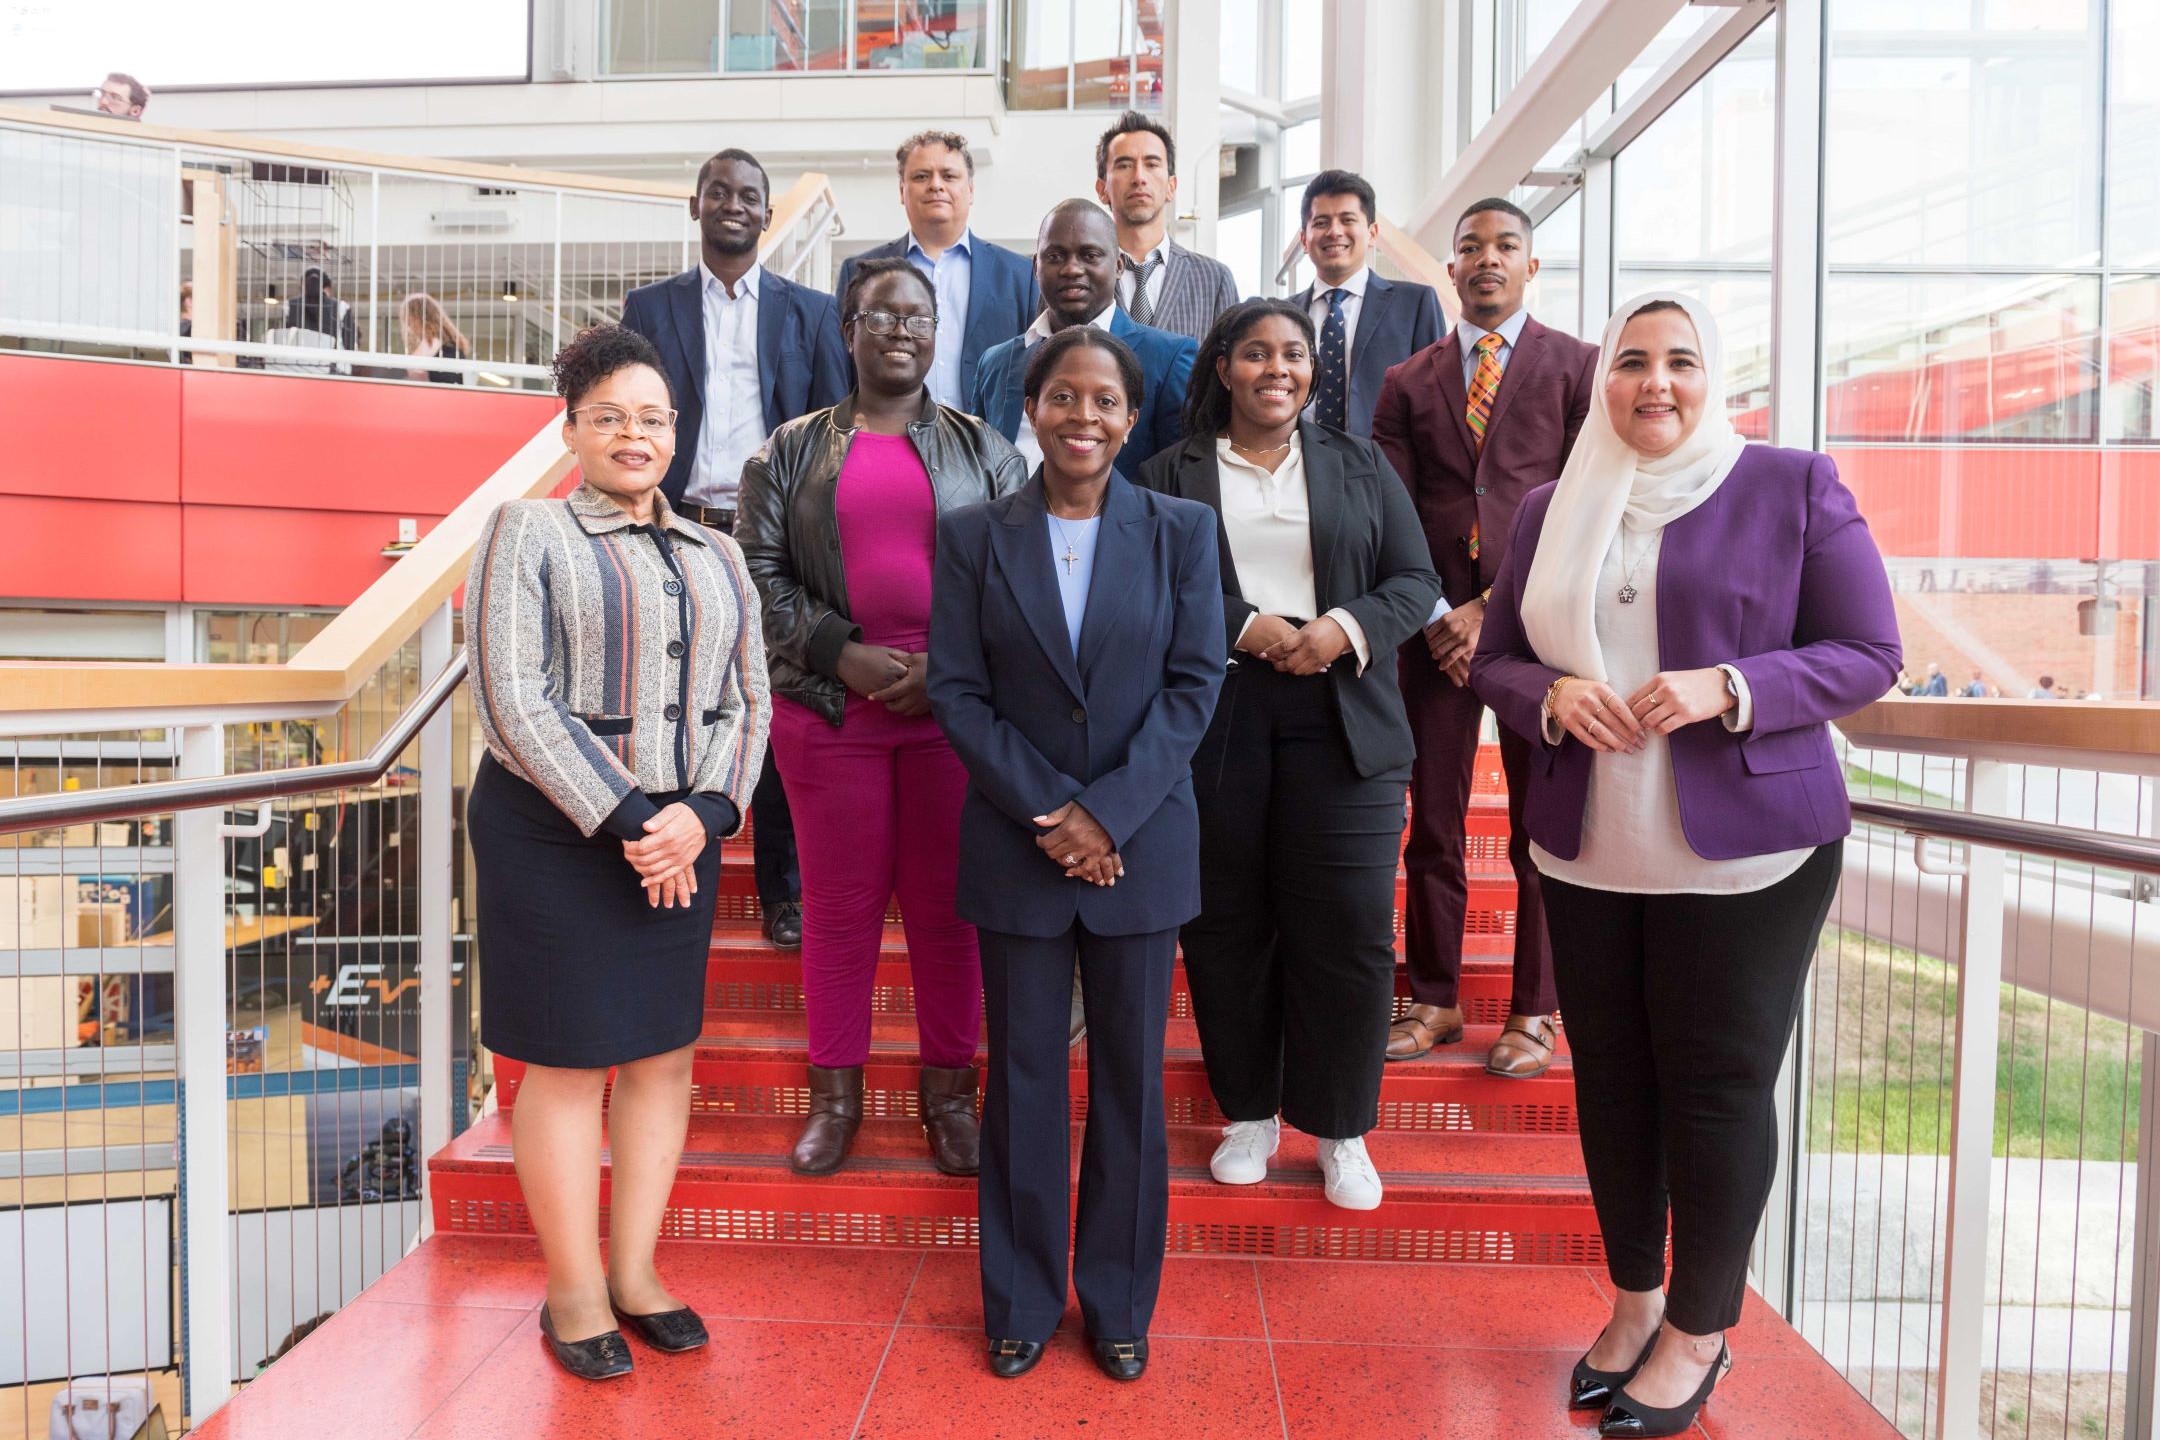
left=682, top=503, right=736, bottom=532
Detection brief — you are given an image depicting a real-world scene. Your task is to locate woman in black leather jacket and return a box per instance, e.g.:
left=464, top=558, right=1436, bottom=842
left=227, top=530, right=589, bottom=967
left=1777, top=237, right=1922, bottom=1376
left=736, top=258, right=1027, bottom=1177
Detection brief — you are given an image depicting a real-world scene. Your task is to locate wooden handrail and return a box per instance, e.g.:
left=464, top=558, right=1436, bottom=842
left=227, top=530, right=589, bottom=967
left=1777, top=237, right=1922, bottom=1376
left=0, top=173, right=838, bottom=720
left=1841, top=697, right=2160, bottom=759
left=0, top=101, right=689, bottom=201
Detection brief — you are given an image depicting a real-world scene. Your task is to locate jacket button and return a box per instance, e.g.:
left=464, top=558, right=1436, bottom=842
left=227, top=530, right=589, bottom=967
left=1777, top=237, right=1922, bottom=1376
left=1070, top=707, right=1086, bottom=724
left=663, top=579, right=683, bottom=596
left=667, top=640, right=685, bottom=658
left=664, top=703, right=682, bottom=721
left=1475, top=485, right=1487, bottom=495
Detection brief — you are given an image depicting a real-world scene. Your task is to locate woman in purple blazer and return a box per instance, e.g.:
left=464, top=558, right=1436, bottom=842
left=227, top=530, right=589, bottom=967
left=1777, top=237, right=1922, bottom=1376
left=1471, top=293, right=1899, bottom=1438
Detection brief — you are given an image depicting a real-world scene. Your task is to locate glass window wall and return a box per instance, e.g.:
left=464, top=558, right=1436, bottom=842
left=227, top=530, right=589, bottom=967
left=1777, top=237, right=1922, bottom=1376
left=1005, top=0, right=1161, bottom=111
left=602, top=1, right=993, bottom=77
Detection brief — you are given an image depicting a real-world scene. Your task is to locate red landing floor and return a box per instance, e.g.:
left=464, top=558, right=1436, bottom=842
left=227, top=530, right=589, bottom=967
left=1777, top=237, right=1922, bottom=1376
left=192, top=1235, right=1897, bottom=1440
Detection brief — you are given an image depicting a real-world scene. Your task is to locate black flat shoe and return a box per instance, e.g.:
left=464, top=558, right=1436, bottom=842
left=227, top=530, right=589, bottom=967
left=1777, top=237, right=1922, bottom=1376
left=1089, top=1335, right=1148, bottom=1382
left=987, top=1338, right=1045, bottom=1378
left=1599, top=1343, right=1731, bottom=1437
left=1571, top=1328, right=1660, bottom=1409
left=538, top=1303, right=633, bottom=1381
left=611, top=1298, right=709, bottom=1353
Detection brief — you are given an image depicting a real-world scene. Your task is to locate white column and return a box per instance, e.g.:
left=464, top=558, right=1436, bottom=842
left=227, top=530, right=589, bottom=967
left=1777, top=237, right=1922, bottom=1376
left=1768, top=0, right=1826, bottom=451
left=1578, top=154, right=1613, bottom=331
left=173, top=725, right=233, bottom=1420
left=417, top=604, right=455, bottom=1236
left=1167, top=0, right=1224, bottom=254
left=1935, top=758, right=2009, bottom=1440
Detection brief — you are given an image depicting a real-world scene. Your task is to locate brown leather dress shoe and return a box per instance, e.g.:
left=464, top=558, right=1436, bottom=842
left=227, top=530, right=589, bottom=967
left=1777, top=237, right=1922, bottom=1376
left=1486, top=1014, right=1557, bottom=1078
left=919, top=1065, right=980, bottom=1176
left=788, top=1064, right=863, bottom=1174
left=1386, top=1003, right=1466, bottom=1060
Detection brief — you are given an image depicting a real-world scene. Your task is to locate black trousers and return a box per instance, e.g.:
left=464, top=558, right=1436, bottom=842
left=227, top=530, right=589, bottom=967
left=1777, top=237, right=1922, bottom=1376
left=1399, top=658, right=1557, bottom=1014
left=1541, top=841, right=1841, bottom=1334
left=1181, top=662, right=1407, bottom=1140
left=700, top=513, right=798, bottom=909
left=978, top=921, right=1175, bottom=1343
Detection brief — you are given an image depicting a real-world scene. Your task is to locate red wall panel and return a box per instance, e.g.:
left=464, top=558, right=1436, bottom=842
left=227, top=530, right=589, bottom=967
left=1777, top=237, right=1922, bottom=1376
left=0, top=355, right=181, bottom=504
left=180, top=505, right=445, bottom=607
left=1833, top=446, right=2160, bottom=563
left=0, top=494, right=181, bottom=600
left=179, top=370, right=560, bottom=514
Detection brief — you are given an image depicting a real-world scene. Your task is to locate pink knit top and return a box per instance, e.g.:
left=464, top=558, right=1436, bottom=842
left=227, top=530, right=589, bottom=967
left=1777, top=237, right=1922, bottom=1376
left=835, top=431, right=937, bottom=653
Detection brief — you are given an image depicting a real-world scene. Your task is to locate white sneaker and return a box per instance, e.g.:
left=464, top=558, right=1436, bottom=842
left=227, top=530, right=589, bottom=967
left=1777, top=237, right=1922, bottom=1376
left=1209, top=1117, right=1280, bottom=1185
left=1317, top=1135, right=1383, bottom=1211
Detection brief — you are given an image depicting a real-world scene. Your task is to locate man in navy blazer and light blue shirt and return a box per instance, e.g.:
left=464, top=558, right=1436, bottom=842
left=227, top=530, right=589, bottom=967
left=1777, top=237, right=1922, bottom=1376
left=1293, top=169, right=1444, bottom=438
left=833, top=130, right=1036, bottom=411
left=620, top=146, right=846, bottom=946
left=971, top=200, right=1196, bottom=480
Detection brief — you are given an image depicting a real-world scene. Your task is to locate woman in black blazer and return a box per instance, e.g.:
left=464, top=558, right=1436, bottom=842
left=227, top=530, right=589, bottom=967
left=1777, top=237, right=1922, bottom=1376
left=1137, top=299, right=1440, bottom=1211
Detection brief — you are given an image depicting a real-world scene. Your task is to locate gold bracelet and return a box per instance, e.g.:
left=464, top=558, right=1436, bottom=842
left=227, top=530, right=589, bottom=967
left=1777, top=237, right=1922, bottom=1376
left=1543, top=674, right=1575, bottom=717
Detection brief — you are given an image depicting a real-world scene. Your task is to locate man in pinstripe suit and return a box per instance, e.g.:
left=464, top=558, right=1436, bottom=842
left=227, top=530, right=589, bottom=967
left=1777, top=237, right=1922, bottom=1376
left=1095, top=111, right=1242, bottom=343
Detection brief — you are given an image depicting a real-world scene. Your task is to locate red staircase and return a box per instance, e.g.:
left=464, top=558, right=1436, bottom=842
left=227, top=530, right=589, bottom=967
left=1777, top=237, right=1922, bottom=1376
left=193, top=745, right=1900, bottom=1440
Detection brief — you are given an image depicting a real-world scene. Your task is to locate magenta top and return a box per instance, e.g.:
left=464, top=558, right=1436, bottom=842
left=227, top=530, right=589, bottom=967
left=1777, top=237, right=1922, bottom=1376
left=835, top=431, right=937, bottom=653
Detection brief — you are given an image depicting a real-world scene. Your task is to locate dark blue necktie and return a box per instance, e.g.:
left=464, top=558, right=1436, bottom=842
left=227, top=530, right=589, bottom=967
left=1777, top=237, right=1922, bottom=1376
left=1314, top=287, right=1348, bottom=429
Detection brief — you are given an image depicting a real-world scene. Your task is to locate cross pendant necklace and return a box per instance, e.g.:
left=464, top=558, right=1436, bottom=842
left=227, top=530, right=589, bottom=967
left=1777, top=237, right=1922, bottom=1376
left=1062, top=541, right=1078, bottom=576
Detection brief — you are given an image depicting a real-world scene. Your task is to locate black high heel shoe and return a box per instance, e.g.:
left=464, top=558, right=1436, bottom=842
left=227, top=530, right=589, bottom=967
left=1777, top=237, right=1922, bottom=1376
left=538, top=1303, right=634, bottom=1381
left=987, top=1338, right=1045, bottom=1379
left=1598, top=1341, right=1732, bottom=1438
left=1570, top=1328, right=1660, bottom=1409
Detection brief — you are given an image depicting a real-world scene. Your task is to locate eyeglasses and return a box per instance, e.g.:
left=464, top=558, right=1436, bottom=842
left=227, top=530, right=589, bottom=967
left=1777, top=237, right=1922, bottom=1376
left=851, top=310, right=937, bottom=339
left=571, top=406, right=677, bottom=436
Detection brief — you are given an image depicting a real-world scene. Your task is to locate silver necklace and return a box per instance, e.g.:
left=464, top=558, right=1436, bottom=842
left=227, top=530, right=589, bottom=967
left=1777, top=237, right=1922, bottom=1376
left=1050, top=509, right=1101, bottom=575
left=1615, top=529, right=1661, bottom=604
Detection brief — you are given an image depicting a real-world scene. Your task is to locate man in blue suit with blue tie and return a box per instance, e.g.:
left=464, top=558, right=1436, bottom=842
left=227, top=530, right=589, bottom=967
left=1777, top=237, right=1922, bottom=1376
left=971, top=200, right=1196, bottom=481
left=834, top=131, right=1036, bottom=412
left=1292, top=169, right=1444, bottom=438
left=620, top=146, right=847, bottom=948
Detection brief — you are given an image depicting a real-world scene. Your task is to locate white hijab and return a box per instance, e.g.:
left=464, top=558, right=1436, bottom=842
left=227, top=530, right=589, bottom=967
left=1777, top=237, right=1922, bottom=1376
left=1518, top=290, right=1749, bottom=682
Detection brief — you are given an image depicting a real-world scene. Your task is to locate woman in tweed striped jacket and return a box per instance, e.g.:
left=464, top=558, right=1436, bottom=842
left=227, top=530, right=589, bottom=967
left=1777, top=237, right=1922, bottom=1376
left=464, top=324, right=770, bottom=1380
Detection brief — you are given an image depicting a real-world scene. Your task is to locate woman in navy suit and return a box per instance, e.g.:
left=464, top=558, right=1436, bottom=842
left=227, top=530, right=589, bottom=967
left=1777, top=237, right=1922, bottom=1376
left=928, top=326, right=1224, bottom=1384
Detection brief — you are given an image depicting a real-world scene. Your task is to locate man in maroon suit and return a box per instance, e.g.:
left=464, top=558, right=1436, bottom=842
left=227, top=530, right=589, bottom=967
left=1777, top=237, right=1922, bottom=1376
left=1372, top=197, right=1599, bottom=1079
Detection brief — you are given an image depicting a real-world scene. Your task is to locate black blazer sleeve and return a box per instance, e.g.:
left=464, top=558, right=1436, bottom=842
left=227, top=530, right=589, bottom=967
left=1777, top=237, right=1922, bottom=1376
left=1135, top=444, right=1254, bottom=658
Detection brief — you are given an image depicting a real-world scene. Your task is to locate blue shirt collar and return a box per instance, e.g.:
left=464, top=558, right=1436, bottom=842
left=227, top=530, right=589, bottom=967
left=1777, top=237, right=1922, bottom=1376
left=906, top=228, right=973, bottom=263
left=1455, top=307, right=1530, bottom=354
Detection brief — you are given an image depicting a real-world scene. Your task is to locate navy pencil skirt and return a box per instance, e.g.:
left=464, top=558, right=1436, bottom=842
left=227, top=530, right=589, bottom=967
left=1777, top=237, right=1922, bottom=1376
left=468, top=753, right=720, bottom=1068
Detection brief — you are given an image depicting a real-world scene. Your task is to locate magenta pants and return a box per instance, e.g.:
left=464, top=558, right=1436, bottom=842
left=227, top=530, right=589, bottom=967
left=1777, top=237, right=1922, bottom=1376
left=769, top=693, right=981, bottom=1069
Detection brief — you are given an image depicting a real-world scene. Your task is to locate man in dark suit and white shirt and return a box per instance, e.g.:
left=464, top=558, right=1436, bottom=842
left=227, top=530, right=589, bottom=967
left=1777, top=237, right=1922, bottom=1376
left=833, top=130, right=1036, bottom=411
left=1293, top=170, right=1443, bottom=437
left=620, top=146, right=848, bottom=950
left=1095, top=111, right=1241, bottom=343
left=1373, top=197, right=1599, bottom=1081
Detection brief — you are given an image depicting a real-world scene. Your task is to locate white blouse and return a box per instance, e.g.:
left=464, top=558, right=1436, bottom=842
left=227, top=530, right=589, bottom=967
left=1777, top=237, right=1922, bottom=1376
left=1216, top=438, right=1371, bottom=669
left=1528, top=531, right=1811, bottom=895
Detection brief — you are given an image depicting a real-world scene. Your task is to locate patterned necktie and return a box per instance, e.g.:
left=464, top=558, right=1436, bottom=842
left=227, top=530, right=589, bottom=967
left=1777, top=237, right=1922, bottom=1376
left=1464, top=331, right=1506, bottom=565
left=1122, top=252, right=1163, bottom=327
left=1313, top=288, right=1349, bottom=430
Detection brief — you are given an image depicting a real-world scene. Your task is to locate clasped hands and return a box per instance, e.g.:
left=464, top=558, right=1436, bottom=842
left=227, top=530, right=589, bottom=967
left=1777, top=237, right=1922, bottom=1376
left=623, top=801, right=707, bottom=909
left=1033, top=800, right=1122, bottom=887
left=837, top=641, right=930, bottom=716
left=1239, top=613, right=1352, bottom=675
left=1551, top=667, right=1734, bottom=753
left=1423, top=598, right=1484, bottom=687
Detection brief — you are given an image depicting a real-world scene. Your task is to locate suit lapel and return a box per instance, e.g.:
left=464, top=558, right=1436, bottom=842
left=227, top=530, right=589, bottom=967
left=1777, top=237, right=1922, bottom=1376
left=960, top=236, right=994, bottom=367
left=1076, top=476, right=1153, bottom=681
left=989, top=480, right=1087, bottom=702
left=1153, top=244, right=1188, bottom=323
left=1484, top=317, right=1544, bottom=441
left=668, top=271, right=705, bottom=405
left=1433, top=333, right=1481, bottom=463
left=1354, top=275, right=1394, bottom=376
left=1299, top=421, right=1346, bottom=610
left=755, top=271, right=786, bottom=430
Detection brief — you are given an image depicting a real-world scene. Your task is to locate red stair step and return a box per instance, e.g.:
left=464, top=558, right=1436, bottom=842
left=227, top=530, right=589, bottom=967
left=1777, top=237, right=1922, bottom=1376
left=429, top=1111, right=1602, bottom=1266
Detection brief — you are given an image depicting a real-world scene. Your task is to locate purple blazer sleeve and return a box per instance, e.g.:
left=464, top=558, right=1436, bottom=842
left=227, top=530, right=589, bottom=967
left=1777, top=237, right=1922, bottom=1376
left=1469, top=485, right=1564, bottom=746
left=1729, top=454, right=1902, bottom=740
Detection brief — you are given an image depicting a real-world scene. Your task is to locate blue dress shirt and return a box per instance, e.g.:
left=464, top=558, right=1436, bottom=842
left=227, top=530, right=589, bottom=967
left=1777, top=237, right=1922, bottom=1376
left=1455, top=306, right=1531, bottom=392
left=1046, top=512, right=1103, bottom=654
left=907, top=230, right=975, bottom=410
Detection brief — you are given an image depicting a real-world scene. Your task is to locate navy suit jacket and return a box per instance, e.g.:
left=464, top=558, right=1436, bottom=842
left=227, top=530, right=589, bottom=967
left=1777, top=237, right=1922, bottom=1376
left=1295, top=273, right=1444, bottom=438
left=969, top=310, right=1198, bottom=480
left=620, top=265, right=849, bottom=508
left=929, top=475, right=1225, bottom=938
left=835, top=235, right=1035, bottom=410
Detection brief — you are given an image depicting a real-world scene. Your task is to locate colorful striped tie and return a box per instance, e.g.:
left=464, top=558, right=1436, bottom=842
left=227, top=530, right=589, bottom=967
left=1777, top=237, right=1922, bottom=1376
left=1465, top=332, right=1504, bottom=563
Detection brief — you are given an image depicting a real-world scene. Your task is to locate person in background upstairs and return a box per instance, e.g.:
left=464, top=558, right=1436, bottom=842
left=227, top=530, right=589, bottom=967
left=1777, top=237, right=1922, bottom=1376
left=735, top=257, right=1027, bottom=1180
left=94, top=73, right=148, bottom=118
left=1096, top=110, right=1241, bottom=343
left=401, top=293, right=469, bottom=384
left=1471, top=293, right=1900, bottom=1437
left=1291, top=169, right=1443, bottom=438
left=621, top=146, right=847, bottom=950
left=1374, top=196, right=1600, bottom=1082
left=930, top=326, right=1223, bottom=1386
left=834, top=130, right=1036, bottom=412
left=464, top=323, right=769, bottom=1381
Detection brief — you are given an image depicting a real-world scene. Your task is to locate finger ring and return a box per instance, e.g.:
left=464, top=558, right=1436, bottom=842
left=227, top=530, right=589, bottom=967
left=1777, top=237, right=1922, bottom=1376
left=1065, top=854, right=1078, bottom=865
